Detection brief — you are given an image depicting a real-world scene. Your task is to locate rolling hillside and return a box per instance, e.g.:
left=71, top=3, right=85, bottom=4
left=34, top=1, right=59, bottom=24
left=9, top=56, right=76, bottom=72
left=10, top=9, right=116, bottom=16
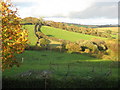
left=24, top=25, right=106, bottom=45
left=41, top=26, right=106, bottom=42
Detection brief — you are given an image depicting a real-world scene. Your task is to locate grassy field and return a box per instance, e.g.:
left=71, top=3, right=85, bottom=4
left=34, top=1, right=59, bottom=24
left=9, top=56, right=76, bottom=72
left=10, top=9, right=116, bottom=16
left=96, top=27, right=118, bottom=32
left=24, top=25, right=106, bottom=45
left=23, top=25, right=37, bottom=46
left=41, top=26, right=106, bottom=42
left=67, top=23, right=88, bottom=28
left=3, top=50, right=119, bottom=88
left=95, top=27, right=118, bottom=39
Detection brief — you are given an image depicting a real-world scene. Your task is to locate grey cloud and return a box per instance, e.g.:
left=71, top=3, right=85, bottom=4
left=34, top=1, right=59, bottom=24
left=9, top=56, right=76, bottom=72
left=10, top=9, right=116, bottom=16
left=69, top=2, right=118, bottom=19
left=14, top=2, right=37, bottom=7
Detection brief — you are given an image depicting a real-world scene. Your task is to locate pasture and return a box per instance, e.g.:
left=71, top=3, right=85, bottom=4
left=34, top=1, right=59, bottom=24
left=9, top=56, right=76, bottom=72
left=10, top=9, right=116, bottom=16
left=41, top=26, right=106, bottom=42
left=3, top=50, right=119, bottom=88
left=24, top=25, right=107, bottom=46
left=3, top=25, right=119, bottom=88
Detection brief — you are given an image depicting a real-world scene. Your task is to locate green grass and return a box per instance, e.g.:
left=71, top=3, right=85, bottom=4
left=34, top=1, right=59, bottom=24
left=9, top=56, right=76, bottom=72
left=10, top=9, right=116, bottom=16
left=23, top=25, right=37, bottom=46
left=3, top=50, right=118, bottom=79
left=41, top=26, right=106, bottom=42
left=24, top=25, right=106, bottom=44
left=111, top=34, right=118, bottom=39
left=3, top=50, right=119, bottom=88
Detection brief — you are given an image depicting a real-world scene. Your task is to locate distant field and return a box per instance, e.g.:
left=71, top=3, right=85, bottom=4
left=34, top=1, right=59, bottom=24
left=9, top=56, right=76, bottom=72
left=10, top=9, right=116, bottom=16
left=95, top=27, right=118, bottom=32
left=41, top=26, right=106, bottom=42
left=68, top=23, right=88, bottom=28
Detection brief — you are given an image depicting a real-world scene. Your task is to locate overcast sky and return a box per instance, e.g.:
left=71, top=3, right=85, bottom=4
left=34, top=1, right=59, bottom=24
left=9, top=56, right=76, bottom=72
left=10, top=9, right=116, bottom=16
left=11, top=0, right=119, bottom=25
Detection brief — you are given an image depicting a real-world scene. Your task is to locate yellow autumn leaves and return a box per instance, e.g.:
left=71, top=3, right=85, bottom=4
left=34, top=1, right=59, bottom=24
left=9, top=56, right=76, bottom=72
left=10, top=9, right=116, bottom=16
left=1, top=1, right=28, bottom=70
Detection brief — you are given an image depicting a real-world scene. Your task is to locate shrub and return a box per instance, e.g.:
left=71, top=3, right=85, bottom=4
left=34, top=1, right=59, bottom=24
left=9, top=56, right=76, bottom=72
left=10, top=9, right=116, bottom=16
left=105, top=39, right=119, bottom=61
left=106, top=30, right=112, bottom=34
left=65, top=43, right=81, bottom=53
left=39, top=38, right=50, bottom=47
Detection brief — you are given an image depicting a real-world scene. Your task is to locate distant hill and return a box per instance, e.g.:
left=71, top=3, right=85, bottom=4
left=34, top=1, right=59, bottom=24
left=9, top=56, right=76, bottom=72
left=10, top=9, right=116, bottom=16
left=61, top=22, right=98, bottom=28
left=61, top=22, right=118, bottom=28
left=20, top=17, right=39, bottom=25
left=97, top=24, right=118, bottom=27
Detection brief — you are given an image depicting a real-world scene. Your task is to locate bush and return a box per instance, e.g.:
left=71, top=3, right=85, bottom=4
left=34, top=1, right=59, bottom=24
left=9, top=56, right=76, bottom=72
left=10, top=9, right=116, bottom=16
left=39, top=38, right=50, bottom=47
left=65, top=43, right=82, bottom=53
left=105, top=39, right=119, bottom=61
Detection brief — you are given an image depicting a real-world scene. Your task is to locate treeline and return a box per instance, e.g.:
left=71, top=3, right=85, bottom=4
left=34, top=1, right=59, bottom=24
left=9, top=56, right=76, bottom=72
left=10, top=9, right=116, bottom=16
left=97, top=25, right=118, bottom=27
left=64, top=23, right=118, bottom=28
left=20, top=17, right=39, bottom=25
left=43, top=21, right=114, bottom=39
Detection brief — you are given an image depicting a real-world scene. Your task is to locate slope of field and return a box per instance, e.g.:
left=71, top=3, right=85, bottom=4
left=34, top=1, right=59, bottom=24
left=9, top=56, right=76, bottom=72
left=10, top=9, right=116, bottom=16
left=41, top=26, right=106, bottom=42
left=24, top=25, right=37, bottom=46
